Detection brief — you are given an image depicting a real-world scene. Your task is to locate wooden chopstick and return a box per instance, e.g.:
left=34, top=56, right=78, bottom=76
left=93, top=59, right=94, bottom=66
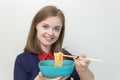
left=63, top=54, right=103, bottom=62
left=63, top=54, right=75, bottom=58
left=86, top=58, right=103, bottom=62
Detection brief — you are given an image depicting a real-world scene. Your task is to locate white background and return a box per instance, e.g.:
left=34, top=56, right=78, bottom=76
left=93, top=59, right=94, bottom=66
left=0, top=0, right=120, bottom=80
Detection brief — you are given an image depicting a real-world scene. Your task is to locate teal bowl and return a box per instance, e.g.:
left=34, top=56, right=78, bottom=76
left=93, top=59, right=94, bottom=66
left=38, top=60, right=74, bottom=78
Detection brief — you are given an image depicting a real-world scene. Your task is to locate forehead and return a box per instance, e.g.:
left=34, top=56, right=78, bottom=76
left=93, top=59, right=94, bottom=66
left=40, top=16, right=62, bottom=27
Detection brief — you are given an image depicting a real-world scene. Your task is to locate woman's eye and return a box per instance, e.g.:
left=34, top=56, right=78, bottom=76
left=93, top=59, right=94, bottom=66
left=53, top=27, right=61, bottom=32
left=42, top=25, right=48, bottom=30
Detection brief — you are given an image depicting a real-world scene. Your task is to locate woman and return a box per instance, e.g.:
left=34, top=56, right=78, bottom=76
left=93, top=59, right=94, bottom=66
left=14, top=5, right=94, bottom=80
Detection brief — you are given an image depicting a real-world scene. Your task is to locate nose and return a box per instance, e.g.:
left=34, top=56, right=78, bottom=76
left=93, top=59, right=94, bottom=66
left=47, top=28, right=54, bottom=35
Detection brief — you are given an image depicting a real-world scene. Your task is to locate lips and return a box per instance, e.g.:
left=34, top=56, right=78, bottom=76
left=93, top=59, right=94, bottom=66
left=44, top=36, right=54, bottom=42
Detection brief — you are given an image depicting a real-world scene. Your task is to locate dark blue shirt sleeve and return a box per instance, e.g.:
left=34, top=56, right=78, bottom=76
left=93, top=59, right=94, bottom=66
left=14, top=52, right=39, bottom=80
left=14, top=55, right=29, bottom=80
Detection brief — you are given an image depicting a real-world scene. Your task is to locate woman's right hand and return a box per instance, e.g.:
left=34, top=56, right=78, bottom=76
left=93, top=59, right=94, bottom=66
left=38, top=72, right=69, bottom=80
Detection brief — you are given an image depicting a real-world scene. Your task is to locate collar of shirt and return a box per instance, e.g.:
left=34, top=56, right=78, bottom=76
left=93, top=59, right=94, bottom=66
left=37, top=50, right=54, bottom=61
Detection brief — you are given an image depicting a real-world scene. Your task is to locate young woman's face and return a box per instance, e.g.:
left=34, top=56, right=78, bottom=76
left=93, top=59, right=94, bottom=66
left=36, top=16, right=62, bottom=48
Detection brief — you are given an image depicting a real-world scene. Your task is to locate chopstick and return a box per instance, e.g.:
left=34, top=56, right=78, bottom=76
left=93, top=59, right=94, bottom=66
left=63, top=54, right=103, bottom=62
left=63, top=54, right=75, bottom=58
left=86, top=57, right=103, bottom=62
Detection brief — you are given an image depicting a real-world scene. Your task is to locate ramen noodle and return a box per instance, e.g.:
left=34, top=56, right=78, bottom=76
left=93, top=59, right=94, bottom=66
left=54, top=52, right=63, bottom=67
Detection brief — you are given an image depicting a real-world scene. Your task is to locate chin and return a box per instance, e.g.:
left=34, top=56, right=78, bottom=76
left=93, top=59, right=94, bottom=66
left=44, top=43, right=53, bottom=46
left=43, top=41, right=56, bottom=46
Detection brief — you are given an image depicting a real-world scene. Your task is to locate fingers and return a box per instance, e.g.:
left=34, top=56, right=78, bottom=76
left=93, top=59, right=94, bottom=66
left=34, top=72, right=41, bottom=80
left=49, top=77, right=62, bottom=80
left=54, top=76, right=69, bottom=80
left=79, top=56, right=90, bottom=65
left=39, top=72, right=45, bottom=80
left=61, top=75, right=70, bottom=80
left=75, top=54, right=90, bottom=65
left=39, top=72, right=43, bottom=77
left=74, top=54, right=90, bottom=71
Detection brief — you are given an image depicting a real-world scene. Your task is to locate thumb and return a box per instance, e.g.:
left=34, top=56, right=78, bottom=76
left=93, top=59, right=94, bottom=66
left=51, top=77, right=62, bottom=80
left=39, top=72, right=44, bottom=77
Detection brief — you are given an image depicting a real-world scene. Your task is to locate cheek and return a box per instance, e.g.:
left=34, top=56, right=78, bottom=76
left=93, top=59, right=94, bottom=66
left=53, top=33, right=61, bottom=43
left=36, top=29, right=42, bottom=40
left=55, top=32, right=61, bottom=39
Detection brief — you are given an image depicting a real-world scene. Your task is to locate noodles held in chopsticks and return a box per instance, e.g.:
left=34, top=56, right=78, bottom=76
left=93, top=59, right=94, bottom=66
left=54, top=52, right=63, bottom=67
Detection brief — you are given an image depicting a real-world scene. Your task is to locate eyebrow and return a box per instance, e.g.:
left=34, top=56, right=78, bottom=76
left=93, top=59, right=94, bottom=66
left=42, top=23, right=62, bottom=28
left=42, top=23, right=49, bottom=26
left=54, top=26, right=62, bottom=28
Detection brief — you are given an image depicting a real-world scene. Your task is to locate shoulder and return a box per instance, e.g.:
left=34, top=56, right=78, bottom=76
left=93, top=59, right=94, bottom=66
left=14, top=52, right=40, bottom=79
left=15, top=51, right=39, bottom=68
left=16, top=51, right=37, bottom=62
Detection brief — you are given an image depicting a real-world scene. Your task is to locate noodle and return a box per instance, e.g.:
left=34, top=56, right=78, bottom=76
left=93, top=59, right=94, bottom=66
left=54, top=52, right=63, bottom=67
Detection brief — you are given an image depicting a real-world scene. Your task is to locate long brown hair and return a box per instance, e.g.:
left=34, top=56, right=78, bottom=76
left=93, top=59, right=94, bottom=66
left=24, top=5, right=65, bottom=54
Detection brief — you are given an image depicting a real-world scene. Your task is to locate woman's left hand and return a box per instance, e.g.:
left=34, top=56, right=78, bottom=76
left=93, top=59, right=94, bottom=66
left=74, top=54, right=90, bottom=71
left=73, top=54, right=94, bottom=80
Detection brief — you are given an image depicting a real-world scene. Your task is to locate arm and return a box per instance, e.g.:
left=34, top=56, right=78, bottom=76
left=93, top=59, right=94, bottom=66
left=14, top=53, right=40, bottom=80
left=14, top=55, right=28, bottom=80
left=76, top=68, right=94, bottom=80
left=61, top=49, right=94, bottom=80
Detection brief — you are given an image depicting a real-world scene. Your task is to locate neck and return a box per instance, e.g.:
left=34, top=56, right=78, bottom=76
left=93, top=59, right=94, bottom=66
left=41, top=45, right=51, bottom=53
